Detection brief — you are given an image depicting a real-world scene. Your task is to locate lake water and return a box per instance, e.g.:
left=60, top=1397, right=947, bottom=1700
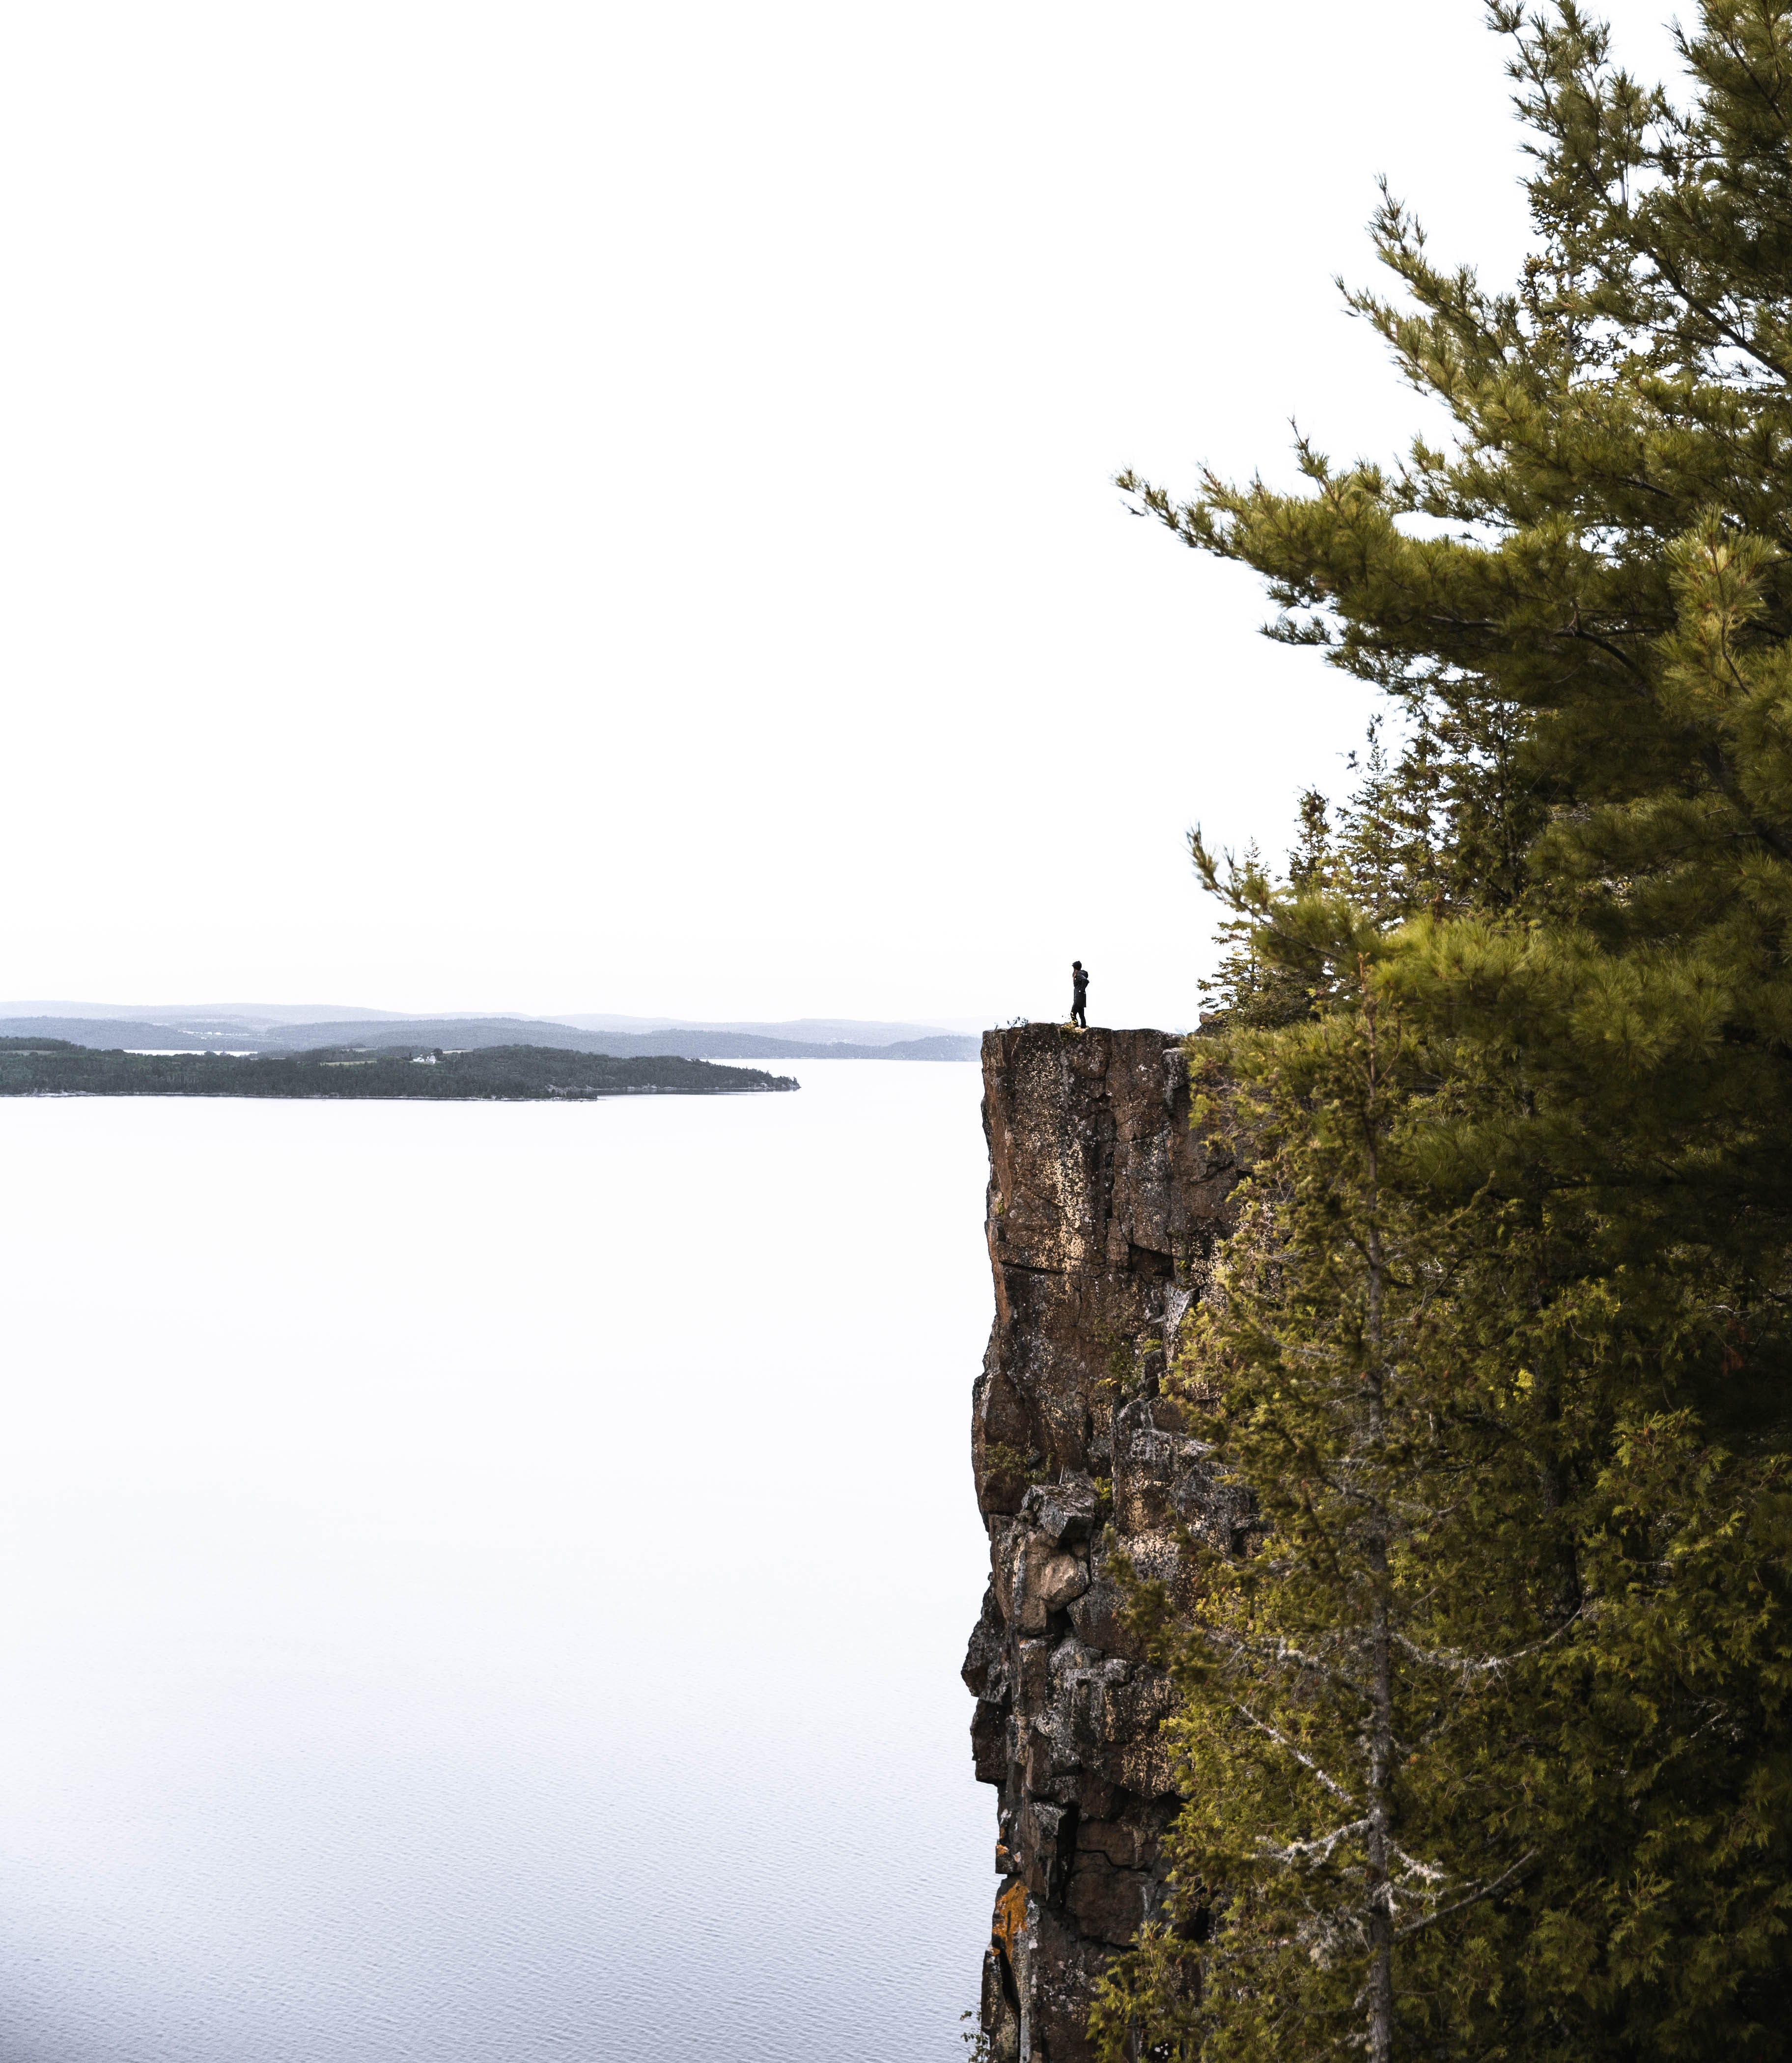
left=0, top=1060, right=995, bottom=2062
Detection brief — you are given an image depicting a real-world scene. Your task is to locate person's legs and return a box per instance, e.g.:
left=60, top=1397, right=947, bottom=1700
left=1072, top=999, right=1087, bottom=1028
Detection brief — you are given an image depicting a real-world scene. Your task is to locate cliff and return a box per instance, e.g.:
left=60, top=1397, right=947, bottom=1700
left=963, top=1024, right=1238, bottom=2062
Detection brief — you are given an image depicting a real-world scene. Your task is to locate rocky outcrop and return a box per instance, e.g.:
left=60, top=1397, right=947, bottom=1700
left=964, top=1025, right=1239, bottom=2063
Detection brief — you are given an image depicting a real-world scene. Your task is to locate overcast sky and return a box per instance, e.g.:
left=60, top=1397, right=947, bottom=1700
left=0, top=2, right=1685, bottom=1030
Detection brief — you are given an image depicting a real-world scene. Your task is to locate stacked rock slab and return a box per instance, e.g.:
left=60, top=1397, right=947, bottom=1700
left=964, top=1024, right=1238, bottom=2063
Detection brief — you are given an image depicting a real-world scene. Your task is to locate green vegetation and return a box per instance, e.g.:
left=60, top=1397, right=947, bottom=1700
left=0, top=1039, right=797, bottom=1100
left=1096, top=6, right=1792, bottom=2058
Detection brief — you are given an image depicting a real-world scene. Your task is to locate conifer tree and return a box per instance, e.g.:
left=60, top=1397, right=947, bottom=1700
left=1096, top=4, right=1792, bottom=2055
left=1092, top=989, right=1583, bottom=2062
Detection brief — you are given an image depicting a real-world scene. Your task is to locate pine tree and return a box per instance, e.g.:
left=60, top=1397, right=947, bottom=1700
left=1096, top=4, right=1792, bottom=2054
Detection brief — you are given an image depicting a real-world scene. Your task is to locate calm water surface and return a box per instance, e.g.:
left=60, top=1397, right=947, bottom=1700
left=0, top=1060, right=994, bottom=2062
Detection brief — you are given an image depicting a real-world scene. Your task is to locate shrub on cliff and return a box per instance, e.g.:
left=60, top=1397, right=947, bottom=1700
left=1094, top=5, right=1792, bottom=2058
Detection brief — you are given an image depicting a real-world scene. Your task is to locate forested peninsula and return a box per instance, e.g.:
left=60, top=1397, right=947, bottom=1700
left=0, top=1039, right=796, bottom=1099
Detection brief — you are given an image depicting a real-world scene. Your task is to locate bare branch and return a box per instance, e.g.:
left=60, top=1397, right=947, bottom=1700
left=1391, top=1605, right=1584, bottom=1678
left=1233, top=1704, right=1360, bottom=1807
left=1391, top=1852, right=1540, bottom=1940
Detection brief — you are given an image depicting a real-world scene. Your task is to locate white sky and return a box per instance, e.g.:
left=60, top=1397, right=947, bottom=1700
left=0, top=1, right=1685, bottom=1030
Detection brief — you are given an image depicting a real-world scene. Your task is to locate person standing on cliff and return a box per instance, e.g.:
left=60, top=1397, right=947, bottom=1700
left=1070, top=960, right=1089, bottom=1029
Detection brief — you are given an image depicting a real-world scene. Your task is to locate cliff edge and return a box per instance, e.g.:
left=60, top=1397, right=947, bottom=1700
left=964, top=1024, right=1238, bottom=2062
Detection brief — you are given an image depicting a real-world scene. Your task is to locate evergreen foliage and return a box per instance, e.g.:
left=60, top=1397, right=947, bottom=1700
left=1096, top=5, right=1792, bottom=2056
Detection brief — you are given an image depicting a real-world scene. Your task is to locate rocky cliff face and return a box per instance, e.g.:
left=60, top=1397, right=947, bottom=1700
left=964, top=1024, right=1238, bottom=2063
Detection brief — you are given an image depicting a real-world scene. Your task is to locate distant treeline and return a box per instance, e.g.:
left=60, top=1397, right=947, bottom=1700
left=0, top=1041, right=797, bottom=1100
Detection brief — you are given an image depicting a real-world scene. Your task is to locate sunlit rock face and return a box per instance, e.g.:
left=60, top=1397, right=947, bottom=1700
left=964, top=1025, right=1238, bottom=2063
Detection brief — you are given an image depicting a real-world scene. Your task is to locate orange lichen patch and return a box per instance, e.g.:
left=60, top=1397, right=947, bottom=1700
left=990, top=1879, right=1028, bottom=1967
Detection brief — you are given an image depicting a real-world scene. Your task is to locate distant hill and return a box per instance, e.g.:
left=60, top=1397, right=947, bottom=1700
left=0, top=1017, right=233, bottom=1051
left=0, top=1012, right=981, bottom=1061
left=0, top=1001, right=411, bottom=1027
left=553, top=1014, right=969, bottom=1045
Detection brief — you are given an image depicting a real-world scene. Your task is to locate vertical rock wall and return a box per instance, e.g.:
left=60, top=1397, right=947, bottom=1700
left=963, top=1024, right=1237, bottom=2062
